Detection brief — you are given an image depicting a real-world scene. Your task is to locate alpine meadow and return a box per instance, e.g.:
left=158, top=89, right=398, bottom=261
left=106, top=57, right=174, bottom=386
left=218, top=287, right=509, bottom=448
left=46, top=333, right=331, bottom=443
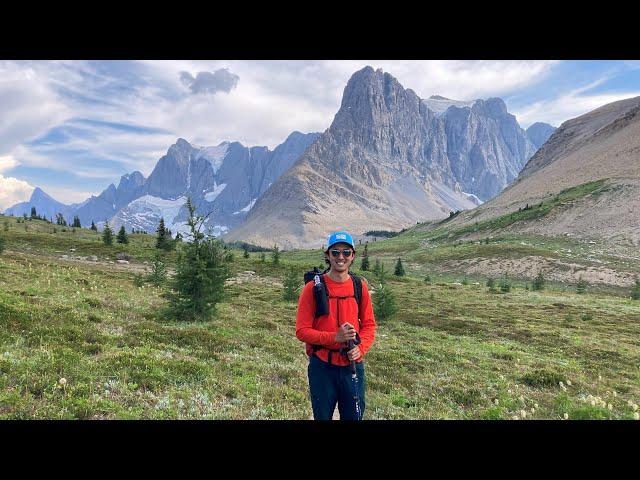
left=2, top=61, right=640, bottom=420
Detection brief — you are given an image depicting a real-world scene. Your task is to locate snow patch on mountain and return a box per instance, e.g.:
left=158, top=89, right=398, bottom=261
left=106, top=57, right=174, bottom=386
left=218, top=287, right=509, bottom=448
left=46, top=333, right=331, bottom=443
left=204, top=183, right=227, bottom=202
left=423, top=95, right=477, bottom=116
left=196, top=142, right=230, bottom=174
left=233, top=198, right=256, bottom=214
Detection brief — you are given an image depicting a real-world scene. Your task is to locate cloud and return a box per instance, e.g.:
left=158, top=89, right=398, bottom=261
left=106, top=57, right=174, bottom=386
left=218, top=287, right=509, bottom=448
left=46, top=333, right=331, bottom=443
left=180, top=69, right=239, bottom=95
left=0, top=174, right=34, bottom=211
left=513, top=77, right=640, bottom=128
left=0, top=155, right=19, bottom=173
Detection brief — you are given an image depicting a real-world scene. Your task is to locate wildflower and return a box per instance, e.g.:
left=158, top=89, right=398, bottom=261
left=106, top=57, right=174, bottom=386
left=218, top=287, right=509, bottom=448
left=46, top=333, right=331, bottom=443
left=58, top=377, right=67, bottom=386
left=507, top=389, right=513, bottom=394
left=590, top=400, right=596, bottom=406
left=566, top=380, right=572, bottom=386
left=494, top=399, right=499, bottom=405
left=613, top=391, right=617, bottom=398
left=563, top=413, right=568, bottom=420
left=520, top=410, right=527, bottom=418
left=559, top=381, right=564, bottom=387
left=633, top=404, right=638, bottom=412
left=607, top=403, right=613, bottom=411
left=598, top=375, right=602, bottom=381
left=512, top=415, right=519, bottom=420
left=519, top=395, right=525, bottom=403
left=534, top=403, right=539, bottom=409
left=531, top=407, right=536, bottom=414
left=634, top=412, right=639, bottom=420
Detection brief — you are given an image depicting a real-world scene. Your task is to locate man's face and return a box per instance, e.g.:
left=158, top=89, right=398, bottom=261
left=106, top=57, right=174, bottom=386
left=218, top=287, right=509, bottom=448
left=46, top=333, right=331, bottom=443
left=325, top=242, right=355, bottom=273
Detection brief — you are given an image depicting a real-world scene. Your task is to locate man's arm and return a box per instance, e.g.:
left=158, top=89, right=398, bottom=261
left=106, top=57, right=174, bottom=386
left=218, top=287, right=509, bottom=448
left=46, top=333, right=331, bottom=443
left=357, top=281, right=376, bottom=356
left=296, top=282, right=337, bottom=346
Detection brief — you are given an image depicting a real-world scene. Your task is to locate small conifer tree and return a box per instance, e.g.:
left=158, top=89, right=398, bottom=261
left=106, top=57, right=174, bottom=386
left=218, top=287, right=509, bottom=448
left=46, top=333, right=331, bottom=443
left=576, top=277, right=587, bottom=294
left=72, top=215, right=81, bottom=228
left=361, top=244, right=370, bottom=271
left=156, top=217, right=168, bottom=250
left=146, top=255, right=167, bottom=286
left=632, top=277, right=640, bottom=300
left=243, top=246, right=250, bottom=259
left=0, top=233, right=5, bottom=255
left=102, top=221, right=113, bottom=245
left=532, top=271, right=545, bottom=291
left=283, top=267, right=300, bottom=301
left=260, top=252, right=266, bottom=262
left=394, top=257, right=405, bottom=276
left=166, top=197, right=229, bottom=321
left=272, top=244, right=280, bottom=265
left=116, top=225, right=129, bottom=244
left=499, top=276, right=511, bottom=293
left=373, top=258, right=381, bottom=276
left=91, top=221, right=97, bottom=231
left=373, top=264, right=398, bottom=321
left=30, top=206, right=37, bottom=219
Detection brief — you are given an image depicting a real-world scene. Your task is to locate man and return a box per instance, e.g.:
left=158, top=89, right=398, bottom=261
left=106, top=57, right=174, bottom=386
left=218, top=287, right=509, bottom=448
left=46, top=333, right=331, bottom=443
left=296, top=231, right=376, bottom=420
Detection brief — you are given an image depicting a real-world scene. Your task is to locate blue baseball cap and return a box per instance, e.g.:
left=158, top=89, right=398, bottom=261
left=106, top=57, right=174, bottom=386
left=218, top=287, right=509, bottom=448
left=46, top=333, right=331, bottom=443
left=326, top=231, right=355, bottom=251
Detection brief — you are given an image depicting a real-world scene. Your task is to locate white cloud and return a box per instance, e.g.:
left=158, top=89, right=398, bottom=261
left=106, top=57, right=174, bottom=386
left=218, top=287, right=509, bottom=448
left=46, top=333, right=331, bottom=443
left=0, top=155, right=19, bottom=173
left=513, top=83, right=640, bottom=129
left=0, top=174, right=34, bottom=211
left=0, top=61, right=71, bottom=156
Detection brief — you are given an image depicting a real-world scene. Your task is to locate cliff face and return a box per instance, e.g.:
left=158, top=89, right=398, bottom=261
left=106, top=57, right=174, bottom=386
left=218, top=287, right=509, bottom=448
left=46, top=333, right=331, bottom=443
left=224, top=67, right=538, bottom=249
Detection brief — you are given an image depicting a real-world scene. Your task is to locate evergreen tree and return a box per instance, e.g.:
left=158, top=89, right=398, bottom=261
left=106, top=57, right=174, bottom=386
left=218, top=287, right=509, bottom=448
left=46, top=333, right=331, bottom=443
left=175, top=232, right=183, bottom=242
left=532, top=271, right=545, bottom=291
left=243, top=246, right=250, bottom=258
left=260, top=252, right=266, bottom=263
left=102, top=221, right=113, bottom=245
left=3, top=220, right=9, bottom=232
left=30, top=206, right=37, bottom=219
left=272, top=244, right=280, bottom=265
left=394, top=257, right=405, bottom=276
left=360, top=243, right=370, bottom=271
left=373, top=264, right=397, bottom=321
left=116, top=225, right=129, bottom=244
left=576, top=277, right=587, bottom=294
left=0, top=232, right=5, bottom=255
left=56, top=213, right=66, bottom=226
left=146, top=255, right=167, bottom=286
left=166, top=197, right=229, bottom=321
left=499, top=276, right=511, bottom=293
left=156, top=217, right=168, bottom=250
left=373, top=258, right=381, bottom=276
left=424, top=274, right=431, bottom=284
left=283, top=267, right=300, bottom=301
left=90, top=221, right=97, bottom=232
left=72, top=215, right=81, bottom=228
left=632, top=277, right=640, bottom=300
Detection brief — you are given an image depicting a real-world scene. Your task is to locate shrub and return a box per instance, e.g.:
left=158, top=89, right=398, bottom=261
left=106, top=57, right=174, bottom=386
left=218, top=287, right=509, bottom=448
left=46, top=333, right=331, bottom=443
left=360, top=244, right=370, bottom=271
left=0, top=233, right=5, bottom=255
left=520, top=369, right=565, bottom=388
left=272, top=245, right=280, bottom=265
left=132, top=273, right=145, bottom=287
left=424, top=274, right=431, bottom=284
left=499, top=277, right=511, bottom=293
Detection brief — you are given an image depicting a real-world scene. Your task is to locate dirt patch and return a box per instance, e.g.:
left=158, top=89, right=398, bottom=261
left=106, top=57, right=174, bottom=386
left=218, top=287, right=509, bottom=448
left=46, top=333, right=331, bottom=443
left=439, top=255, right=636, bottom=287
left=225, top=271, right=283, bottom=287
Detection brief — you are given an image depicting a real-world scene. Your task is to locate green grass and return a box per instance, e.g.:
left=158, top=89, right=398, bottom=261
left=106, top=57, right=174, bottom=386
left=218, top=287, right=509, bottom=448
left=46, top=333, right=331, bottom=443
left=1, top=213, right=640, bottom=419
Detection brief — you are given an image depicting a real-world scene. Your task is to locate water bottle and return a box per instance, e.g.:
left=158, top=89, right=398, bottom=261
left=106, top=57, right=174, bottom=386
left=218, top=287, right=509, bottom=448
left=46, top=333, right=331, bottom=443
left=313, top=274, right=329, bottom=316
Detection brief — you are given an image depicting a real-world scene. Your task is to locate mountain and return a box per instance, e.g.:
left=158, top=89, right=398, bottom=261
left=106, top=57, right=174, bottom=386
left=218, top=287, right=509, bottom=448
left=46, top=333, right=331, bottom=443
left=224, top=66, right=540, bottom=249
left=438, top=95, right=640, bottom=247
left=526, top=122, right=557, bottom=150
left=108, top=131, right=320, bottom=235
left=4, top=187, right=75, bottom=221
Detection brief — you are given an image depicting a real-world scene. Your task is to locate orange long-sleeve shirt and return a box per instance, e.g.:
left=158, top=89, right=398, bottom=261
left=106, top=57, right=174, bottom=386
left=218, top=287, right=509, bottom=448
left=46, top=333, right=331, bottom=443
left=296, top=273, right=376, bottom=366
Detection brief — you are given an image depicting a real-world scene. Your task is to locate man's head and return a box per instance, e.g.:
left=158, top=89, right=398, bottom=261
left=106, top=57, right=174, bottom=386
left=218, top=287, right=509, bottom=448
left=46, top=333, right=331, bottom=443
left=324, top=231, right=356, bottom=273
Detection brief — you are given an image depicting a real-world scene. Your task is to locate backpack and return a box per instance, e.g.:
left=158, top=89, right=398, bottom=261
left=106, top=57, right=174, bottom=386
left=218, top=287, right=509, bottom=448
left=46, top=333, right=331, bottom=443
left=303, top=267, right=363, bottom=326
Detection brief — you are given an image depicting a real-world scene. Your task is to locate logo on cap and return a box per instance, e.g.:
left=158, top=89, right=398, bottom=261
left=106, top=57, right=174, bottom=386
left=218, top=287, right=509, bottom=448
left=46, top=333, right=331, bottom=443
left=336, top=234, right=346, bottom=240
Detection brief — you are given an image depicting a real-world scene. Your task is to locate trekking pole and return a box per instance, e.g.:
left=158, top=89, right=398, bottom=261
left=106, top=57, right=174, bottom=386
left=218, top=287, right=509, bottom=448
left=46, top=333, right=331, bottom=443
left=347, top=339, right=362, bottom=420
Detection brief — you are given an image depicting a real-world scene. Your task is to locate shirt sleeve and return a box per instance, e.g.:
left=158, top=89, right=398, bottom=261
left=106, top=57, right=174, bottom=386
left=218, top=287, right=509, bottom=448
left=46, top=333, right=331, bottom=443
left=295, top=282, right=336, bottom=346
left=358, top=280, right=376, bottom=356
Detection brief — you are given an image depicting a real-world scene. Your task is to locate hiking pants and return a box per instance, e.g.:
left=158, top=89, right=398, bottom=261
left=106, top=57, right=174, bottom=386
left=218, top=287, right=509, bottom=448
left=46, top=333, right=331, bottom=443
left=307, top=354, right=366, bottom=420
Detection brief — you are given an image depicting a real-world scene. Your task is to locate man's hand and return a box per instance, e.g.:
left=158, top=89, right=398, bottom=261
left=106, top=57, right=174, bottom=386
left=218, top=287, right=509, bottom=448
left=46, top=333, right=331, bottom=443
left=334, top=322, right=356, bottom=343
left=347, top=345, right=362, bottom=362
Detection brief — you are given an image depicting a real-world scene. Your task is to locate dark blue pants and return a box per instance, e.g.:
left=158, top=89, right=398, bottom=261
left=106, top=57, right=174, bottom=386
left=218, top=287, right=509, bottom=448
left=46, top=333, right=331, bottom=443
left=307, top=354, right=366, bottom=420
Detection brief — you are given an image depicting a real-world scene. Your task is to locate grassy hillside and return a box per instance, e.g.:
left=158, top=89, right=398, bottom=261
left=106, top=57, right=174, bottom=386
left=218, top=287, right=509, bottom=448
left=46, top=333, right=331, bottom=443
left=1, top=214, right=639, bottom=419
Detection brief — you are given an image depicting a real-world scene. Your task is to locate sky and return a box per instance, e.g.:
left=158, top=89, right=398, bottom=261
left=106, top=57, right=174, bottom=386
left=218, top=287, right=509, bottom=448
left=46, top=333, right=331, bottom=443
left=2, top=59, right=640, bottom=210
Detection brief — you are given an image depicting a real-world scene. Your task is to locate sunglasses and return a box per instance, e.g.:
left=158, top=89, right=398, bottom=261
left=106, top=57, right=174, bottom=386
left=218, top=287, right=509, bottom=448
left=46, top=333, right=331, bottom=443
left=330, top=249, right=353, bottom=258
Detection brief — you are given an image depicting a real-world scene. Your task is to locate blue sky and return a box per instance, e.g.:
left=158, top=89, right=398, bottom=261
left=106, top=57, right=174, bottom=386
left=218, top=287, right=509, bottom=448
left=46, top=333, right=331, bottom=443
left=2, top=60, right=640, bottom=210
